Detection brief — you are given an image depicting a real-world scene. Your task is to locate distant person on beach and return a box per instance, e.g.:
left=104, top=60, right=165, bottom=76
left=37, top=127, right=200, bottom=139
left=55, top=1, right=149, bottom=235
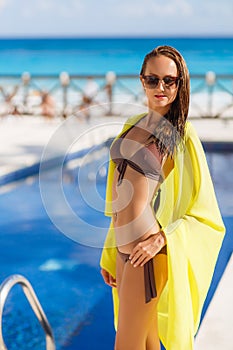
left=100, top=45, right=225, bottom=350
left=78, top=77, right=99, bottom=121
left=0, top=85, right=21, bottom=116
left=40, top=90, right=56, bottom=119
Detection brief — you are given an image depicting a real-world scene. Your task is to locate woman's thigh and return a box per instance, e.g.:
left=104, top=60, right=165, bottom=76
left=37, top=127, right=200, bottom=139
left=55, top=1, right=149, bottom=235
left=115, top=253, right=167, bottom=349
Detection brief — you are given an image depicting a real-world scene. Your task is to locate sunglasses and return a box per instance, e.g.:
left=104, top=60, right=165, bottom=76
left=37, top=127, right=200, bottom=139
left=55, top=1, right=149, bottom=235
left=142, top=75, right=180, bottom=89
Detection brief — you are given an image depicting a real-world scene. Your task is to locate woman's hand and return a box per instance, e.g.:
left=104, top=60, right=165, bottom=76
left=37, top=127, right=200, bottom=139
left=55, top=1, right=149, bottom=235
left=129, top=232, right=166, bottom=267
left=101, top=268, right=117, bottom=288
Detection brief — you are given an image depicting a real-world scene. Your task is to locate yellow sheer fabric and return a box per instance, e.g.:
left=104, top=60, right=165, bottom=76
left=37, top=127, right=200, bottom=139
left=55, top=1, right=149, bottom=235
left=100, top=113, right=225, bottom=350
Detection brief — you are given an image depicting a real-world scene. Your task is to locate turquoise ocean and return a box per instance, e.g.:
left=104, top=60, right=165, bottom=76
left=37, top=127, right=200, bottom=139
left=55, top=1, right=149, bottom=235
left=0, top=37, right=232, bottom=75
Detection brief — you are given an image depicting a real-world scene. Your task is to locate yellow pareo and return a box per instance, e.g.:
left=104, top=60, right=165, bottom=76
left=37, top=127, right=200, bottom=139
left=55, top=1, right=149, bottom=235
left=100, top=113, right=225, bottom=350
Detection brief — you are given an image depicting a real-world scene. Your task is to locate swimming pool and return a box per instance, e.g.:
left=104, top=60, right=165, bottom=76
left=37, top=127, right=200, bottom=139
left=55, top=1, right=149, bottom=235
left=0, top=143, right=112, bottom=349
left=0, top=141, right=232, bottom=349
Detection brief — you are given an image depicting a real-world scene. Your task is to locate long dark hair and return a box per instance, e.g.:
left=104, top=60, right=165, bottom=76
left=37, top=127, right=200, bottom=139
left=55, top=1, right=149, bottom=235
left=140, top=45, right=190, bottom=155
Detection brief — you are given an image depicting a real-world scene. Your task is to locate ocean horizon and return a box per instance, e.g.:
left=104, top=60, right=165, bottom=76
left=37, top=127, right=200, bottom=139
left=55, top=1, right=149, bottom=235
left=0, top=37, right=232, bottom=75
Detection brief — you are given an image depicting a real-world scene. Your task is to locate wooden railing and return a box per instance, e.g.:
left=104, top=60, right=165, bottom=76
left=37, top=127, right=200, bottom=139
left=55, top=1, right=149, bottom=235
left=0, top=72, right=232, bottom=119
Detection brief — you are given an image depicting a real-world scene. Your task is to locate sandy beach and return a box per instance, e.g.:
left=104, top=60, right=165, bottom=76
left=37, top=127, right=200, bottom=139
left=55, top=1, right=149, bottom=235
left=0, top=114, right=233, bottom=177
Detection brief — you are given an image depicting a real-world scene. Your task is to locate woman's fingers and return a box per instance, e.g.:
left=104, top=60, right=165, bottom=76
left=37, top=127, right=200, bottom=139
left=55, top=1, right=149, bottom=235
left=130, top=251, right=143, bottom=266
left=132, top=253, right=149, bottom=267
left=129, top=243, right=141, bottom=259
left=129, top=245, right=143, bottom=264
left=130, top=245, right=155, bottom=266
left=139, top=255, right=151, bottom=267
left=101, top=268, right=116, bottom=287
left=129, top=234, right=165, bottom=267
left=109, top=274, right=117, bottom=287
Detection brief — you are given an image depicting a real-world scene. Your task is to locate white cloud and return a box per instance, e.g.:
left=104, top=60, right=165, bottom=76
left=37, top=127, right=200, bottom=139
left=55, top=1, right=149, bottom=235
left=176, top=0, right=193, bottom=15
left=37, top=0, right=85, bottom=17
left=115, top=0, right=193, bottom=19
left=0, top=0, right=8, bottom=11
left=202, top=1, right=233, bottom=19
left=0, top=0, right=232, bottom=36
left=150, top=0, right=193, bottom=16
left=37, top=0, right=55, bottom=12
left=18, top=0, right=85, bottom=20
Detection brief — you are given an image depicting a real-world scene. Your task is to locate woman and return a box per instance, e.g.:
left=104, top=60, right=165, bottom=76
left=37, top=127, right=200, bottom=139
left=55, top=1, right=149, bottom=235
left=100, top=46, right=225, bottom=350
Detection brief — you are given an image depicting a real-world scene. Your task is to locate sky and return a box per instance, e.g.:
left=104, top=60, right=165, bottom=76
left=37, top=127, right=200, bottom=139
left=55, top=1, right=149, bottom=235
left=0, top=0, right=232, bottom=37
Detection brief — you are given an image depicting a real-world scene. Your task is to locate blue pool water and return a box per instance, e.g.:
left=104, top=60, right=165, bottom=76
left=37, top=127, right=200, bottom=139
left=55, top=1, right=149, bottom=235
left=0, top=181, right=110, bottom=349
left=0, top=142, right=232, bottom=349
left=0, top=146, right=112, bottom=349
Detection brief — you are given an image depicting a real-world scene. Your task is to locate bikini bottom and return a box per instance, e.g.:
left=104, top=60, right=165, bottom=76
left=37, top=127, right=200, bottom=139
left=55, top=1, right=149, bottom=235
left=117, top=245, right=167, bottom=303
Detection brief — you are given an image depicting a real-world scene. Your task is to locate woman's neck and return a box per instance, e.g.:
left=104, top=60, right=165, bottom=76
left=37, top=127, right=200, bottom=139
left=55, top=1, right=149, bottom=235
left=146, top=110, right=163, bottom=126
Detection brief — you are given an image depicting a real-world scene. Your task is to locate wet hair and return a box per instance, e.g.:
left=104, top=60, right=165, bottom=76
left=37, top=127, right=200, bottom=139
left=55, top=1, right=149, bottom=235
left=140, top=45, right=190, bottom=155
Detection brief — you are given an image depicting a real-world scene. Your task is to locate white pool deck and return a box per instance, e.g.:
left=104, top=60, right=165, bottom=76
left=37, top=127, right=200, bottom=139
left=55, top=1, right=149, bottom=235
left=0, top=114, right=233, bottom=349
left=195, top=254, right=233, bottom=349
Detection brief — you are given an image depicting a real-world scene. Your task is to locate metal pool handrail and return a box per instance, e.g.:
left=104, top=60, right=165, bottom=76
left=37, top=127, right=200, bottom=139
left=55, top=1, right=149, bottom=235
left=0, top=274, right=56, bottom=350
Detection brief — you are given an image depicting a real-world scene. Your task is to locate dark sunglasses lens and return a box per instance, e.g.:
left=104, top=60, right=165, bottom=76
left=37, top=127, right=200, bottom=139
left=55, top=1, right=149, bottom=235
left=144, top=76, right=159, bottom=88
left=163, top=77, right=178, bottom=86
